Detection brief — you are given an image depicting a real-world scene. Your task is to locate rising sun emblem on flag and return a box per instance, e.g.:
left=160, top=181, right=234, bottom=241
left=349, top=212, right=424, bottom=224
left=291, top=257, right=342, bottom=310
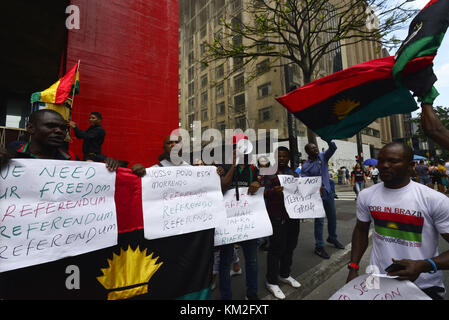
left=97, top=246, right=163, bottom=300
left=334, top=98, right=361, bottom=120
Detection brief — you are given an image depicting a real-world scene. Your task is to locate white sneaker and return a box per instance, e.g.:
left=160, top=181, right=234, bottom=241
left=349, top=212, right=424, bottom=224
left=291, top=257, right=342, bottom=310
left=230, top=268, right=242, bottom=276
left=279, top=276, right=301, bottom=288
left=266, top=282, right=286, bottom=300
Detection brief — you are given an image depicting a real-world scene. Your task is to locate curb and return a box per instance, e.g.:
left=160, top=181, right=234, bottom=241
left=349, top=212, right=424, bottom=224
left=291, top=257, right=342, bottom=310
left=262, top=230, right=373, bottom=300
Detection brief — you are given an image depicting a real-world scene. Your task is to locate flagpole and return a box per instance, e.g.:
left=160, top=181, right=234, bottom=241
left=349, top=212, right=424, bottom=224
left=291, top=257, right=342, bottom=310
left=66, top=60, right=80, bottom=143
left=68, top=60, right=80, bottom=122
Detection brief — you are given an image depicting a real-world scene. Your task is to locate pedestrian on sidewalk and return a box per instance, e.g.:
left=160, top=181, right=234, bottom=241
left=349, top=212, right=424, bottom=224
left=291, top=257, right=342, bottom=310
left=347, top=142, right=449, bottom=300
left=351, top=163, right=367, bottom=200
left=263, top=146, right=302, bottom=300
left=301, top=141, right=344, bottom=259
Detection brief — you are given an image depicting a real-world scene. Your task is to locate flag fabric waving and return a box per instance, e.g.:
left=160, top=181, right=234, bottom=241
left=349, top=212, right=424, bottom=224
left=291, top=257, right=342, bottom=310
left=30, top=62, right=80, bottom=121
left=393, top=0, right=449, bottom=103
left=31, top=62, right=80, bottom=105
left=275, top=56, right=422, bottom=142
left=0, top=168, right=214, bottom=300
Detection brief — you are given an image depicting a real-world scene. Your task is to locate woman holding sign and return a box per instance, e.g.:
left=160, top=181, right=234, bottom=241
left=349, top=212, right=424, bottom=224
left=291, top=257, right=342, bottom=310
left=262, top=146, right=302, bottom=300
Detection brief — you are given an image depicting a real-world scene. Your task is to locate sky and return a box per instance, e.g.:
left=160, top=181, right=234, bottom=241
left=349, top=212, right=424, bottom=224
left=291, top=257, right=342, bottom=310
left=390, top=0, right=449, bottom=116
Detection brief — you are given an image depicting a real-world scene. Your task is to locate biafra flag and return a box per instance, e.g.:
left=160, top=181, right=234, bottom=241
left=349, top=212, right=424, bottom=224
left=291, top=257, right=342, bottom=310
left=275, top=56, right=428, bottom=142
left=0, top=168, right=214, bottom=300
left=371, top=210, right=424, bottom=243
left=393, top=0, right=449, bottom=103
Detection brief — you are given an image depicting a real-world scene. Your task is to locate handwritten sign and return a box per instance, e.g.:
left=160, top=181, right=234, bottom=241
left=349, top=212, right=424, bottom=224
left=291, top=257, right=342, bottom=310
left=214, top=188, right=273, bottom=246
left=0, top=159, right=117, bottom=273
left=278, top=175, right=325, bottom=219
left=329, top=274, right=431, bottom=300
left=142, top=166, right=227, bottom=240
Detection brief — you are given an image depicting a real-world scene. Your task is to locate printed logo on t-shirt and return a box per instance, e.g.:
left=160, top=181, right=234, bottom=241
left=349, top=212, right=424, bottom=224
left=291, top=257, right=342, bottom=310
left=369, top=205, right=424, bottom=247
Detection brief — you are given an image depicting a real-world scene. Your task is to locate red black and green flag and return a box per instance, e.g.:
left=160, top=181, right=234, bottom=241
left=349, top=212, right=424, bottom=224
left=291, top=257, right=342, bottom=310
left=0, top=168, right=214, bottom=300
left=275, top=56, right=424, bottom=142
left=393, top=0, right=449, bottom=103
left=371, top=210, right=424, bottom=243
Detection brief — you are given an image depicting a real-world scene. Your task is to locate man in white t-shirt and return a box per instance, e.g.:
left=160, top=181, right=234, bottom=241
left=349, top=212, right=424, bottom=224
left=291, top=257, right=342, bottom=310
left=445, top=159, right=449, bottom=176
left=347, top=142, right=449, bottom=300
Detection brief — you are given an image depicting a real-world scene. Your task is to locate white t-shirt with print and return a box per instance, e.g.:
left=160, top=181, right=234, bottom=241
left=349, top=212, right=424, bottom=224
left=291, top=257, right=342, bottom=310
left=357, top=180, right=449, bottom=290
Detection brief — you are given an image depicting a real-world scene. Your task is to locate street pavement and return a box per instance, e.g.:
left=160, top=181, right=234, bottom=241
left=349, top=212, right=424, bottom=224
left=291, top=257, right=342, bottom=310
left=211, top=181, right=360, bottom=300
left=211, top=180, right=449, bottom=300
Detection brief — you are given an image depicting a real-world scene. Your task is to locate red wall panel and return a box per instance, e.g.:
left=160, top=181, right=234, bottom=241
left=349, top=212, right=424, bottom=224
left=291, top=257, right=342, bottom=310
left=66, top=0, right=179, bottom=167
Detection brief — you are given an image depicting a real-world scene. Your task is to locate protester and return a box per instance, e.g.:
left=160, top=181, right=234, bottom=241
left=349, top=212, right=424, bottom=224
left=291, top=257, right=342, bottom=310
left=262, top=146, right=301, bottom=300
left=216, top=134, right=262, bottom=300
left=0, top=109, right=118, bottom=170
left=69, top=112, right=107, bottom=162
left=301, top=141, right=344, bottom=259
left=351, top=162, right=367, bottom=200
left=421, top=103, right=449, bottom=152
left=415, top=159, right=430, bottom=186
left=347, top=142, right=449, bottom=300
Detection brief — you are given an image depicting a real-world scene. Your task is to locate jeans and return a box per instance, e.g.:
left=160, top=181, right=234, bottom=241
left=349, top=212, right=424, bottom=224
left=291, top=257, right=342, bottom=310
left=314, top=194, right=338, bottom=247
left=219, top=239, right=259, bottom=300
left=354, top=182, right=365, bottom=196
left=266, top=217, right=300, bottom=285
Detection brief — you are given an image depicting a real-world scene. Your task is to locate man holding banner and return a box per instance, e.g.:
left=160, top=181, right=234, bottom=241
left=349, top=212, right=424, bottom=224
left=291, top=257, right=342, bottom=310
left=217, top=134, right=262, bottom=300
left=263, top=146, right=301, bottom=300
left=301, top=141, right=344, bottom=259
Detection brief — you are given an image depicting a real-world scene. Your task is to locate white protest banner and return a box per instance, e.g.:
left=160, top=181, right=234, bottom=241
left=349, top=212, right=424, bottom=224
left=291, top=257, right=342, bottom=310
left=278, top=175, right=325, bottom=219
left=142, top=166, right=227, bottom=240
left=329, top=274, right=431, bottom=300
left=214, top=187, right=273, bottom=246
left=0, top=159, right=117, bottom=273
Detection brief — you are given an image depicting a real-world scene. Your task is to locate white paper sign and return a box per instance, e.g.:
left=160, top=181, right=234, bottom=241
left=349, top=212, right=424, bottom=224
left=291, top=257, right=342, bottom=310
left=278, top=175, right=325, bottom=219
left=142, top=166, right=227, bottom=240
left=329, top=274, right=431, bottom=300
left=214, top=187, right=273, bottom=246
left=0, top=159, right=117, bottom=273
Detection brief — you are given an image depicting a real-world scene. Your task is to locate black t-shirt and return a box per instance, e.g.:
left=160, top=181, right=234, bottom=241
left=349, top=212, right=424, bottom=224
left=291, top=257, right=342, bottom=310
left=221, top=164, right=259, bottom=191
left=351, top=169, right=365, bottom=183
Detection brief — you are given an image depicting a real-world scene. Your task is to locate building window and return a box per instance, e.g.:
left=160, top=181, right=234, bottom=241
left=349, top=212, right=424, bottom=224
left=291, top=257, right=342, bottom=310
left=234, top=93, right=245, bottom=113
left=234, top=73, right=244, bottom=93
left=233, top=56, right=243, bottom=71
left=235, top=115, right=246, bottom=131
left=216, top=81, right=224, bottom=98
left=258, top=106, right=273, bottom=122
left=201, top=90, right=208, bottom=107
left=202, top=109, right=208, bottom=121
left=256, top=59, right=270, bottom=75
left=257, top=82, right=272, bottom=98
left=188, top=51, right=194, bottom=66
left=188, top=97, right=195, bottom=113
left=215, top=64, right=224, bottom=79
left=201, top=74, right=208, bottom=88
left=217, top=121, right=226, bottom=132
left=216, top=101, right=225, bottom=115
left=188, top=82, right=195, bottom=97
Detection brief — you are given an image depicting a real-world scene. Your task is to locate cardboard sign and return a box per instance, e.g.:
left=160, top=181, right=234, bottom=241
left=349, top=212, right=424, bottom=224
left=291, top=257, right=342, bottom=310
left=214, top=187, right=273, bottom=246
left=278, top=175, right=325, bottom=219
left=0, top=159, right=117, bottom=272
left=142, top=166, right=227, bottom=239
left=329, top=274, right=432, bottom=300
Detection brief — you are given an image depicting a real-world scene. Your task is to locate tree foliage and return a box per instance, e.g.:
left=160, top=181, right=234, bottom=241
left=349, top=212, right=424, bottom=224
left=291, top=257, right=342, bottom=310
left=202, top=0, right=417, bottom=83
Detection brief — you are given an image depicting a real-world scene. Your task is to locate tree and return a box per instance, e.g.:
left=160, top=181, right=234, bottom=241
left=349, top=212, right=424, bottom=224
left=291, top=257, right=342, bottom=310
left=412, top=106, right=449, bottom=160
left=202, top=0, right=417, bottom=143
